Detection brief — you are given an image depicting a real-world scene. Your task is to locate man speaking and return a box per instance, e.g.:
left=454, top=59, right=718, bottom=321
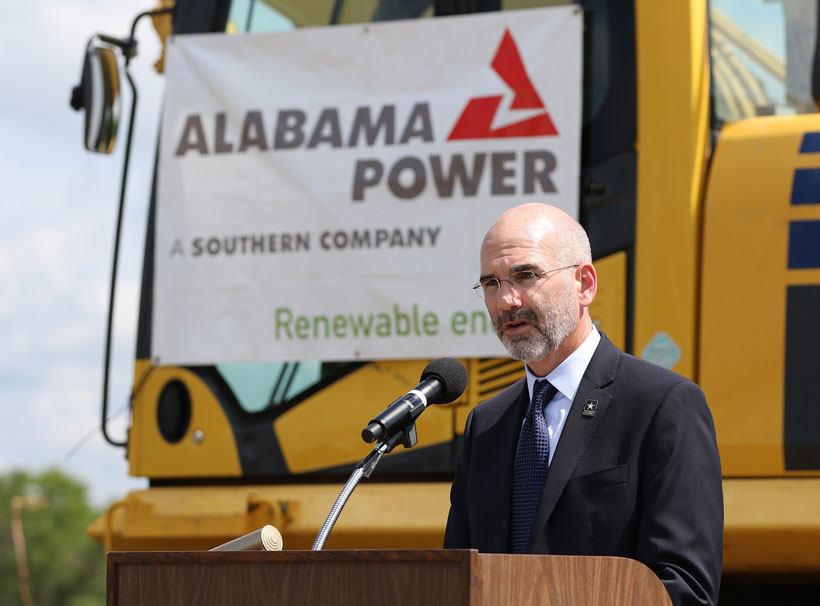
left=444, top=203, right=723, bottom=606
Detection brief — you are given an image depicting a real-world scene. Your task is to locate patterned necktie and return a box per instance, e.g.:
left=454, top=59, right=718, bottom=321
left=511, top=378, right=557, bottom=554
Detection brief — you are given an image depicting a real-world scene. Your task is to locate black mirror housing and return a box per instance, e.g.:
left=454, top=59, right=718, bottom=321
left=70, top=42, right=122, bottom=154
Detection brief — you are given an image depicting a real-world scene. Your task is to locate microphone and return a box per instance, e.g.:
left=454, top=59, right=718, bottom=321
left=361, top=358, right=468, bottom=443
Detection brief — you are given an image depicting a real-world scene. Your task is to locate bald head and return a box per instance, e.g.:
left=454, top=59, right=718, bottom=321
left=481, top=203, right=591, bottom=268
left=478, top=203, right=596, bottom=374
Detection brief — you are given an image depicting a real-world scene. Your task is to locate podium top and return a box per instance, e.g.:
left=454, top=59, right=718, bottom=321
left=107, top=549, right=671, bottom=606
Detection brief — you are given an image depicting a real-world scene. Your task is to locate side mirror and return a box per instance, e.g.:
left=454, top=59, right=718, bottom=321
left=70, top=42, right=122, bottom=154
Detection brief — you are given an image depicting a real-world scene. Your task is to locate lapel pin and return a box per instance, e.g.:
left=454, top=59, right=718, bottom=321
left=582, top=399, right=598, bottom=417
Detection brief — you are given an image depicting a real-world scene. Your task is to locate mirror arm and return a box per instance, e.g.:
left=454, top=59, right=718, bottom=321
left=98, top=5, right=175, bottom=448
left=96, top=34, right=138, bottom=61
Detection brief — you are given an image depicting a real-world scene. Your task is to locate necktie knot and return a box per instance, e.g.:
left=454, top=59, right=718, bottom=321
left=531, top=378, right=555, bottom=415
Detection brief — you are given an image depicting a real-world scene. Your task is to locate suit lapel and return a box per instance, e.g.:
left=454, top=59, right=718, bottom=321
left=528, top=333, right=620, bottom=553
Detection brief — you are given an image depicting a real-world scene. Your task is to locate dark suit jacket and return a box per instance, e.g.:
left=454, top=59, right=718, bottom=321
left=444, top=333, right=723, bottom=606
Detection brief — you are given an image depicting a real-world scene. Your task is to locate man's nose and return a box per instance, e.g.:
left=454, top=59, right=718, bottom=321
left=496, top=280, right=522, bottom=310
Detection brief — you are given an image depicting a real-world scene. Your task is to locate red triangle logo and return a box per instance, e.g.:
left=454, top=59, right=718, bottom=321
left=447, top=30, right=558, bottom=141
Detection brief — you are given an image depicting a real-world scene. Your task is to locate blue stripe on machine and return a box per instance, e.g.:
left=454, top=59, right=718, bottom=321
left=790, top=168, right=820, bottom=205
left=799, top=132, right=820, bottom=153
left=788, top=220, right=820, bottom=269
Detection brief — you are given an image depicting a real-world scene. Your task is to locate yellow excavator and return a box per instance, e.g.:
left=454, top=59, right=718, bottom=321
left=71, top=0, right=820, bottom=600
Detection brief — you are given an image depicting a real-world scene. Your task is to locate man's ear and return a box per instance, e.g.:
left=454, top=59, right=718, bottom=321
left=578, top=262, right=597, bottom=306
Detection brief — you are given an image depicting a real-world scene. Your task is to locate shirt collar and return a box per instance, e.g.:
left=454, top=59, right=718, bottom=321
left=525, top=329, right=601, bottom=403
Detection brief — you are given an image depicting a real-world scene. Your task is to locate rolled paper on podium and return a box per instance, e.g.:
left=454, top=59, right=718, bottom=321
left=209, top=525, right=283, bottom=551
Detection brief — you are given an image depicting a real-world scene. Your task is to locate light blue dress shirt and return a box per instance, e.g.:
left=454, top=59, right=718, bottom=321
left=524, top=329, right=601, bottom=464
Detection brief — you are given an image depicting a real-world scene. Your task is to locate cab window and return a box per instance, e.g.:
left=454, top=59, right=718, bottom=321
left=710, top=0, right=818, bottom=120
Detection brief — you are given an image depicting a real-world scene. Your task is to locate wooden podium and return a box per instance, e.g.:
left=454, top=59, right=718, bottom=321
left=107, top=549, right=671, bottom=605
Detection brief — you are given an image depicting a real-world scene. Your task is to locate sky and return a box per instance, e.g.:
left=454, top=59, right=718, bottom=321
left=0, top=0, right=165, bottom=505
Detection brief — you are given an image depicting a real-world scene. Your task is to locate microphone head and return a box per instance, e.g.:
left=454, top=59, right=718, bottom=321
left=420, top=358, right=468, bottom=404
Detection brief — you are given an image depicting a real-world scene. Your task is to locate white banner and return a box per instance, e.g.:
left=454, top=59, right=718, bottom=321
left=154, top=6, right=582, bottom=364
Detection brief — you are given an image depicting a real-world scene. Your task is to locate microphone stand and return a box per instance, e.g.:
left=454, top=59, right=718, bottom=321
left=311, top=423, right=418, bottom=550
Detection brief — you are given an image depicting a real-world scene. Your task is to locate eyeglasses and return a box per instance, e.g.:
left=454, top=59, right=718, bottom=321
left=473, top=265, right=579, bottom=298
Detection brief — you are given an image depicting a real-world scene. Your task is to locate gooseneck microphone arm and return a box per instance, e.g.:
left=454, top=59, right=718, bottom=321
left=312, top=430, right=406, bottom=551
left=312, top=358, right=468, bottom=551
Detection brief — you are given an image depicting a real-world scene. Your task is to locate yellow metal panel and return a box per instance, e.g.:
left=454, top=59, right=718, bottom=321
left=454, top=358, right=523, bottom=435
left=589, top=251, right=627, bottom=351
left=723, top=478, right=820, bottom=574
left=274, top=360, right=460, bottom=473
left=129, top=360, right=241, bottom=477
left=699, top=116, right=820, bottom=477
left=634, top=0, right=711, bottom=378
left=88, top=483, right=452, bottom=551
left=88, top=478, right=820, bottom=574
left=476, top=371, right=520, bottom=394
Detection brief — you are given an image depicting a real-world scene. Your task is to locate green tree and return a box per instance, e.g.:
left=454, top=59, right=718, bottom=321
left=0, top=469, right=105, bottom=606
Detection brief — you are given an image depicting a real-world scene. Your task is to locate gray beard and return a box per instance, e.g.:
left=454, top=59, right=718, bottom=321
left=494, top=289, right=578, bottom=361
